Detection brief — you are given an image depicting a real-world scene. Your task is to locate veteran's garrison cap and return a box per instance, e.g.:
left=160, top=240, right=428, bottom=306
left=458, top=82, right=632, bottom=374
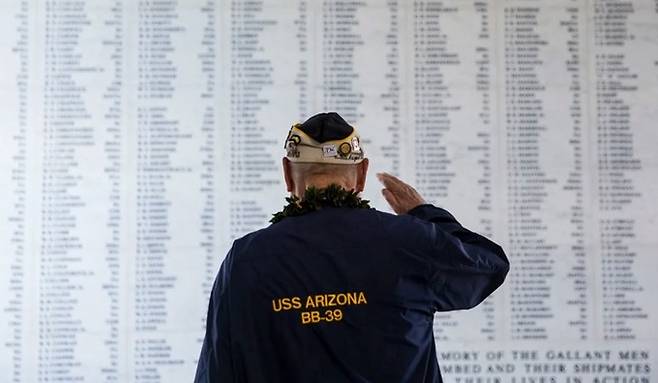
left=284, top=112, right=365, bottom=164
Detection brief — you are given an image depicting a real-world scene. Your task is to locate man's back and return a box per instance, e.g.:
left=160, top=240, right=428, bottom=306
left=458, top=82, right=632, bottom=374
left=195, top=204, right=509, bottom=382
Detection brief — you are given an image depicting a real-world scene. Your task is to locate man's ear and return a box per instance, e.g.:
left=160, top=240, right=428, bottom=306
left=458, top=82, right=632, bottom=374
left=282, top=157, right=294, bottom=192
left=355, top=158, right=369, bottom=193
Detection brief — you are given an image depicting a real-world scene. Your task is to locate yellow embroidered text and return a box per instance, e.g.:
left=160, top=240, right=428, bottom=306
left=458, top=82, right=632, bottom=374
left=271, top=291, right=368, bottom=325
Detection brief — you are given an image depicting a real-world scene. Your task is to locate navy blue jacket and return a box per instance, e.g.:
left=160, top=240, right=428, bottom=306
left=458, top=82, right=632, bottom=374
left=195, top=204, right=509, bottom=382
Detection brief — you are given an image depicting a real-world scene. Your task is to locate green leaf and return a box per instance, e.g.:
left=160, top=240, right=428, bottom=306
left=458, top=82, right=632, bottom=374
left=270, top=184, right=371, bottom=224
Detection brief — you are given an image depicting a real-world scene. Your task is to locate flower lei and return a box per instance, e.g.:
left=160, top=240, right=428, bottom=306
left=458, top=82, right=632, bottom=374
left=270, top=184, right=372, bottom=224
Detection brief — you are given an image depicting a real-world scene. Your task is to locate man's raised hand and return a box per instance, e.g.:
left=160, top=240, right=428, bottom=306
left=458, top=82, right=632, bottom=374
left=376, top=172, right=426, bottom=215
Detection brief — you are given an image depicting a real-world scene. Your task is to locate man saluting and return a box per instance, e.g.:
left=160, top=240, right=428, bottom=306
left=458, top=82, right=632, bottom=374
left=195, top=112, right=509, bottom=382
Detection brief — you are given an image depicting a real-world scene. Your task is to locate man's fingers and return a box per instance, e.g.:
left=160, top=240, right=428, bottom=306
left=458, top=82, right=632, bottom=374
left=381, top=188, right=400, bottom=213
left=377, top=172, right=398, bottom=185
left=376, top=172, right=392, bottom=188
left=381, top=188, right=398, bottom=205
left=377, top=172, right=426, bottom=215
left=377, top=172, right=404, bottom=192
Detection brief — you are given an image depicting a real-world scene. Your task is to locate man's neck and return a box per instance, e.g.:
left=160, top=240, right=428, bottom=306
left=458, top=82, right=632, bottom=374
left=294, top=178, right=355, bottom=199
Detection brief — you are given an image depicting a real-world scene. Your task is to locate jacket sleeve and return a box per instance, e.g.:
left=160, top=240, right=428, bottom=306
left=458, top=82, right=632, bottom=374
left=194, top=247, right=235, bottom=383
left=405, top=204, right=509, bottom=312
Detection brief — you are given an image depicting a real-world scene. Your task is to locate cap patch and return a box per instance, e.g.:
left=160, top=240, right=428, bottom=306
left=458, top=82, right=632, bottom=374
left=322, top=144, right=338, bottom=157
left=338, top=142, right=352, bottom=157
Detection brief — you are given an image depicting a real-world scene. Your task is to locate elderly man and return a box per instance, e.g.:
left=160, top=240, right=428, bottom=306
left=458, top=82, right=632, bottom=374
left=194, top=112, right=509, bottom=382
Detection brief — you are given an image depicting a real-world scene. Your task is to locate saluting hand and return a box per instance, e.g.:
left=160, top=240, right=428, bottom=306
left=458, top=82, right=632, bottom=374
left=376, top=172, right=426, bottom=215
